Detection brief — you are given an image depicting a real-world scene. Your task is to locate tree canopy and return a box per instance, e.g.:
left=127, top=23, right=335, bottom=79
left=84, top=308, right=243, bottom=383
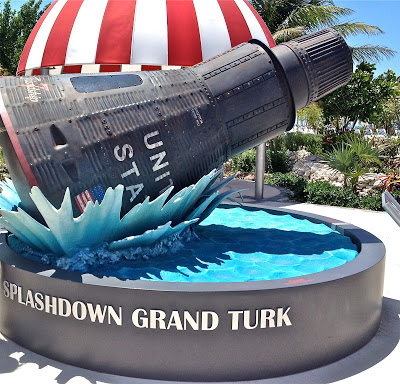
left=252, top=0, right=396, bottom=63
left=319, top=62, right=400, bottom=131
left=0, top=0, right=49, bottom=75
left=296, top=103, right=324, bottom=133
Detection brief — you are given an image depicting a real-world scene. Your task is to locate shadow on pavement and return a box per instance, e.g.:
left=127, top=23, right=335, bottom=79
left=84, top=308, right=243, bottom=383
left=221, top=178, right=294, bottom=204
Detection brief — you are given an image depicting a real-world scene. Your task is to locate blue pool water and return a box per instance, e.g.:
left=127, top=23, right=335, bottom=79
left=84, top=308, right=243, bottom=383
left=137, top=207, right=358, bottom=282
left=11, top=207, right=358, bottom=282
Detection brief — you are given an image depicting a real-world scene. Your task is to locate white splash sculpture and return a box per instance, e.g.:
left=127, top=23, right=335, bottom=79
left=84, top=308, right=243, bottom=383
left=0, top=169, right=239, bottom=256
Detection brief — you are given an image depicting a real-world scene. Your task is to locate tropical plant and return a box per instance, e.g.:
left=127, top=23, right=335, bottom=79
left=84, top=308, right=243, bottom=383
left=296, top=103, right=324, bottom=133
left=266, top=172, right=386, bottom=210
left=266, top=149, right=290, bottom=173
left=0, top=0, right=49, bottom=75
left=347, top=135, right=382, bottom=165
left=323, top=135, right=381, bottom=191
left=252, top=0, right=395, bottom=63
left=373, top=137, right=400, bottom=170
left=230, top=149, right=257, bottom=173
left=320, top=63, right=400, bottom=132
left=379, top=172, right=400, bottom=192
left=266, top=172, right=307, bottom=200
left=324, top=143, right=364, bottom=190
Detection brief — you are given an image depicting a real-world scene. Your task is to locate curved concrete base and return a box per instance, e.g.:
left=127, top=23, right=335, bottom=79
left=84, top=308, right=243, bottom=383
left=0, top=205, right=385, bottom=381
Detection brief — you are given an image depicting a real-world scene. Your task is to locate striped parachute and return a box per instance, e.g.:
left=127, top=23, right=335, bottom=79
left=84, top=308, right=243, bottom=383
left=18, top=0, right=275, bottom=76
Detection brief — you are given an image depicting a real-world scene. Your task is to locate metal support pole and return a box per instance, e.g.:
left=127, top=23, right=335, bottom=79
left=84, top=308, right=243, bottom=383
left=255, top=142, right=266, bottom=200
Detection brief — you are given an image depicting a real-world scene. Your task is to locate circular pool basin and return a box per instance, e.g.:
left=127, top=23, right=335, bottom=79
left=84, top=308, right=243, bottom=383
left=0, top=204, right=385, bottom=381
left=9, top=205, right=360, bottom=282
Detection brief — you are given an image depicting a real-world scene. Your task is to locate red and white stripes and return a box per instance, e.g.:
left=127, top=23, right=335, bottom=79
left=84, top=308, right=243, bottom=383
left=18, top=0, right=275, bottom=76
left=74, top=190, right=95, bottom=213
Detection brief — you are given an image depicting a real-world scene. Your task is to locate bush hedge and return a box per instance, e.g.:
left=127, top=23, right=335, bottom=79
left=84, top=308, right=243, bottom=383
left=230, top=149, right=256, bottom=173
left=266, top=150, right=290, bottom=173
left=266, top=173, right=307, bottom=201
left=231, top=148, right=290, bottom=174
left=304, top=181, right=359, bottom=207
left=283, top=132, right=322, bottom=154
left=266, top=172, right=398, bottom=211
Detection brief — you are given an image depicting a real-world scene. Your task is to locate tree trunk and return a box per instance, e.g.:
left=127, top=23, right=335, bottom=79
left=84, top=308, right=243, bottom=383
left=335, top=116, right=340, bottom=132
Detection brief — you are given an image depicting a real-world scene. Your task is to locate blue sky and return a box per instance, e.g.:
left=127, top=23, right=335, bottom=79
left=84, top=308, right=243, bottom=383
left=336, top=0, right=400, bottom=75
left=7, top=0, right=400, bottom=76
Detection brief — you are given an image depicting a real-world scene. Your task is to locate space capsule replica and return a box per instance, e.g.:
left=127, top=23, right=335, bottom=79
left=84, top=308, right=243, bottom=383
left=0, top=29, right=352, bottom=218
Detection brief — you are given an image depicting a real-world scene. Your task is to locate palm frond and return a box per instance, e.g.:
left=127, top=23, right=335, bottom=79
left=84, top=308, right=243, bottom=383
left=310, top=0, right=335, bottom=5
left=251, top=0, right=286, bottom=32
left=352, top=45, right=397, bottom=63
left=332, top=22, right=383, bottom=38
left=279, top=5, right=354, bottom=30
left=324, top=143, right=354, bottom=173
left=273, top=26, right=306, bottom=44
left=346, top=135, right=381, bottom=165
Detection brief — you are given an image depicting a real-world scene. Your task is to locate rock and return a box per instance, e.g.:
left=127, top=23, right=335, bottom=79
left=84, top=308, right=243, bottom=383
left=0, top=162, right=9, bottom=180
left=288, top=150, right=382, bottom=193
left=244, top=174, right=256, bottom=181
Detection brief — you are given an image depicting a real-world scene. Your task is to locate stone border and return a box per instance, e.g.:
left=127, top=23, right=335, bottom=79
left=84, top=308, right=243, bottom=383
left=0, top=204, right=385, bottom=381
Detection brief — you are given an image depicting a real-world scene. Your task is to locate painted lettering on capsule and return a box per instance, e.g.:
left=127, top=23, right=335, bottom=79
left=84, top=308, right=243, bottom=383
left=143, top=130, right=173, bottom=192
left=113, top=130, right=173, bottom=203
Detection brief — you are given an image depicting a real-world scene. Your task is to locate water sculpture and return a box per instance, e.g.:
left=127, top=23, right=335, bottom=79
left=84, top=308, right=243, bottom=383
left=0, top=25, right=386, bottom=382
left=0, top=169, right=238, bottom=256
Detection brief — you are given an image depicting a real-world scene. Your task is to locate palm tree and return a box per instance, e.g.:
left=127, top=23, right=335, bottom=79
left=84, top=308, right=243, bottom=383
left=323, top=135, right=381, bottom=191
left=251, top=0, right=396, bottom=63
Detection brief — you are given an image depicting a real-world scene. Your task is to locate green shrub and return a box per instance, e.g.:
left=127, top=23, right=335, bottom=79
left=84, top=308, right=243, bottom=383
left=266, top=150, right=289, bottom=173
left=304, top=181, right=359, bottom=207
left=321, top=132, right=358, bottom=153
left=304, top=135, right=323, bottom=155
left=231, top=149, right=256, bottom=173
left=268, top=136, right=286, bottom=151
left=266, top=172, right=398, bottom=211
left=374, top=136, right=400, bottom=171
left=390, top=189, right=400, bottom=205
left=283, top=132, right=307, bottom=151
left=231, top=146, right=290, bottom=174
left=266, top=173, right=307, bottom=201
left=304, top=181, right=386, bottom=210
left=357, top=193, right=383, bottom=211
left=283, top=132, right=321, bottom=153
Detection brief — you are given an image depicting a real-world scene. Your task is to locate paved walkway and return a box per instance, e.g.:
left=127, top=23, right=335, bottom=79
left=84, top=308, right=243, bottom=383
left=0, top=181, right=399, bottom=384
